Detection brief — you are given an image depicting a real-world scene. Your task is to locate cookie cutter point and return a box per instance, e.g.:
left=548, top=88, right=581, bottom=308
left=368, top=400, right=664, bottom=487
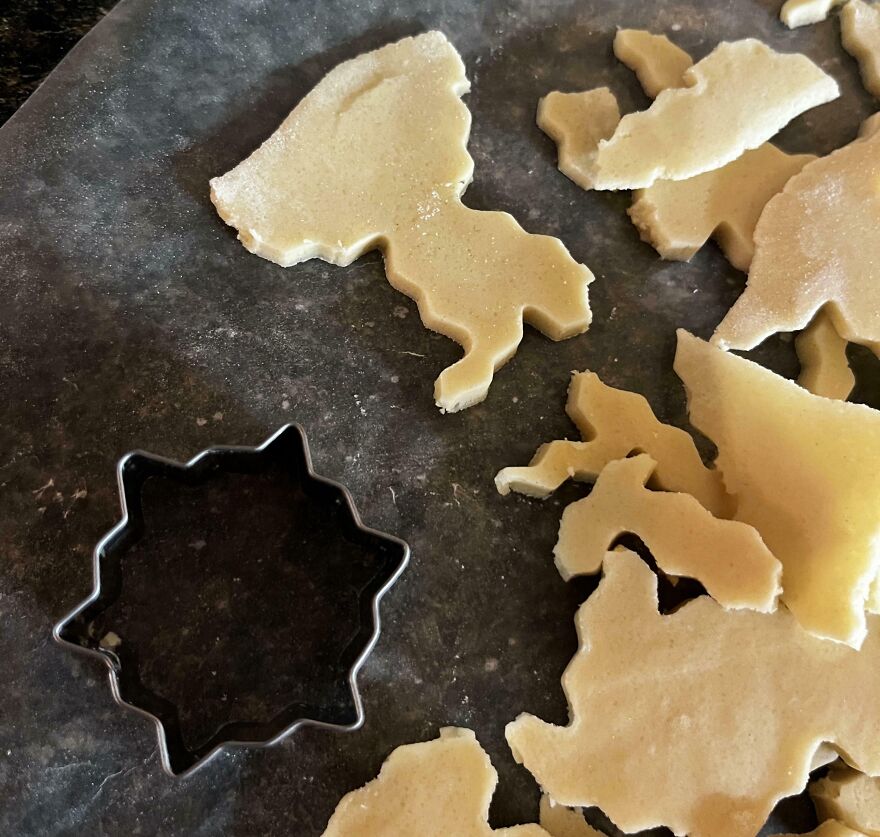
left=53, top=423, right=410, bottom=777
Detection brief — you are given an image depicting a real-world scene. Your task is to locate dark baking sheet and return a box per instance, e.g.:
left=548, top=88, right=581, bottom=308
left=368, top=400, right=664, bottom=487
left=1, top=0, right=877, bottom=834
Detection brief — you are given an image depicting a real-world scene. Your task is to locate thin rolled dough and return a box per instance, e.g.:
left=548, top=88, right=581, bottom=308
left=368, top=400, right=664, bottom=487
left=842, top=0, right=880, bottom=98
left=796, top=309, right=856, bottom=400
left=780, top=0, right=848, bottom=28
left=812, top=764, right=880, bottom=836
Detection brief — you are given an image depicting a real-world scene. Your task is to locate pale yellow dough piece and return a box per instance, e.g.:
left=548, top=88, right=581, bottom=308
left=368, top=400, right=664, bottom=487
left=506, top=550, right=880, bottom=837
left=321, top=727, right=548, bottom=837
left=780, top=823, right=868, bottom=837
left=674, top=330, right=880, bottom=647
left=797, top=309, right=856, bottom=400
left=590, top=39, right=838, bottom=190
left=539, top=797, right=602, bottom=837
left=781, top=0, right=848, bottom=28
left=812, top=764, right=880, bottom=835
left=842, top=0, right=880, bottom=98
left=210, top=32, right=593, bottom=414
left=713, top=115, right=880, bottom=358
left=612, top=29, right=693, bottom=98
left=494, top=371, right=731, bottom=518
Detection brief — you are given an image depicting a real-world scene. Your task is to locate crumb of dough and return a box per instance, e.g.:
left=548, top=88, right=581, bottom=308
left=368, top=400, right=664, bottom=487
left=796, top=309, right=855, bottom=400
left=675, top=329, right=880, bottom=648
left=321, top=727, right=548, bottom=837
left=811, top=763, right=880, bottom=836
left=211, top=32, right=593, bottom=414
left=506, top=550, right=880, bottom=837
left=780, top=0, right=848, bottom=28
left=841, top=0, right=880, bottom=98
left=494, top=370, right=731, bottom=518
left=539, top=796, right=602, bottom=837
left=612, top=29, right=693, bottom=98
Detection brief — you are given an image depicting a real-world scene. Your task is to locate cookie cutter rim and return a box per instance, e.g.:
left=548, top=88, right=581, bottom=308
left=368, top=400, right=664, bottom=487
left=52, top=423, right=410, bottom=777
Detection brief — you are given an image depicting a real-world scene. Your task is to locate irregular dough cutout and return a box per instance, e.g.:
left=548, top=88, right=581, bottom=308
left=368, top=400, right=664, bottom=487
left=589, top=39, right=837, bottom=190
left=781, top=824, right=868, bottom=837
left=796, top=309, right=856, bottom=400
left=713, top=114, right=880, bottom=358
left=539, top=797, right=602, bottom=837
left=506, top=550, right=880, bottom=837
left=780, top=0, right=848, bottom=28
left=554, top=455, right=781, bottom=611
left=612, top=29, right=693, bottom=98
left=494, top=371, right=732, bottom=518
left=812, top=764, right=880, bottom=836
left=211, top=32, right=593, bottom=413
left=674, top=330, right=880, bottom=648
left=321, top=727, right=548, bottom=836
left=842, top=0, right=880, bottom=98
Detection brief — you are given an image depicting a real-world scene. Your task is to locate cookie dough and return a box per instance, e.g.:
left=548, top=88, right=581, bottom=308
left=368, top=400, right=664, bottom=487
left=781, top=824, right=868, bottom=837
left=796, top=309, right=855, bottom=400
left=589, top=39, right=837, bottom=190
left=554, top=455, right=781, bottom=611
left=812, top=764, right=880, bottom=836
left=322, top=727, right=548, bottom=836
left=539, top=797, right=602, bottom=837
left=842, top=0, right=880, bottom=98
left=780, top=0, right=848, bottom=28
left=713, top=114, right=880, bottom=358
left=675, top=330, right=880, bottom=648
left=211, top=32, right=593, bottom=413
left=612, top=29, right=693, bottom=98
left=506, top=550, right=880, bottom=837
left=494, top=371, right=731, bottom=518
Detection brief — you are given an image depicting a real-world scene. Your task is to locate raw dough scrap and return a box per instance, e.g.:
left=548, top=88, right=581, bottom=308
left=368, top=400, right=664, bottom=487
left=781, top=824, right=868, bottom=837
left=494, top=371, right=732, bottom=518
left=842, top=0, right=880, bottom=98
left=321, top=727, right=548, bottom=837
left=612, top=29, right=693, bottom=99
left=539, top=797, right=602, bottom=837
left=506, top=550, right=880, bottom=837
left=674, top=330, right=880, bottom=647
left=589, top=39, right=838, bottom=190
left=780, top=0, right=848, bottom=28
left=796, top=309, right=856, bottom=400
left=210, top=32, right=593, bottom=414
left=713, top=114, right=880, bottom=357
left=812, top=764, right=880, bottom=835
left=554, top=454, right=781, bottom=611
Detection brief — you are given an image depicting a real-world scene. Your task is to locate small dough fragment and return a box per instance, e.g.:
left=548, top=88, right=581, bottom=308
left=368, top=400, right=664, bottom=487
left=780, top=0, right=848, bottom=28
left=590, top=39, right=838, bottom=190
left=554, top=455, right=781, bottom=611
left=211, top=32, right=594, bottom=413
left=321, top=727, right=548, bottom=837
left=612, top=29, right=693, bottom=98
left=675, top=330, right=880, bottom=647
left=842, top=0, right=880, bottom=98
left=812, top=764, right=880, bottom=835
left=796, top=309, right=855, bottom=400
left=780, top=824, right=868, bottom=837
left=539, top=797, right=602, bottom=837
left=495, top=371, right=731, bottom=518
left=506, top=550, right=880, bottom=837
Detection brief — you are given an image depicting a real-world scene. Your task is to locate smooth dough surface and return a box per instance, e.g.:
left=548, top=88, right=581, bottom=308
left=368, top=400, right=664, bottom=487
left=612, top=29, right=693, bottom=98
left=495, top=371, right=731, bottom=518
left=842, top=0, right=880, bottom=98
left=674, top=330, right=880, bottom=648
left=590, top=39, right=838, bottom=190
left=211, top=31, right=593, bottom=413
left=538, top=797, right=602, bottom=837
left=554, top=455, right=781, bottom=611
left=796, top=309, right=855, bottom=400
left=321, top=727, right=548, bottom=836
left=812, top=764, right=880, bottom=836
left=713, top=114, right=880, bottom=356
left=780, top=0, right=848, bottom=27
left=506, top=550, right=880, bottom=837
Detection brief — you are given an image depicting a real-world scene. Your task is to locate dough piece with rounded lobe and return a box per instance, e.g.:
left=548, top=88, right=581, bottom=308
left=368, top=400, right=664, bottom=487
left=796, top=309, right=856, bottom=400
left=812, top=764, right=880, bottom=836
left=674, top=330, right=880, bottom=648
left=539, top=797, right=602, bottom=837
left=506, top=550, right=880, bottom=837
left=211, top=31, right=593, bottom=414
left=554, top=454, right=781, bottom=611
left=713, top=114, right=880, bottom=358
left=494, top=371, right=732, bottom=518
left=321, top=727, right=548, bottom=837
left=590, top=39, right=838, bottom=190
left=780, top=0, right=848, bottom=28
left=842, top=0, right=880, bottom=98
left=612, top=29, right=693, bottom=98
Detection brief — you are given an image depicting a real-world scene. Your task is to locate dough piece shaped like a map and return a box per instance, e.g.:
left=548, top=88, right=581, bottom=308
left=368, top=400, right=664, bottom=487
left=781, top=0, right=848, bottom=28
left=842, top=0, right=880, bottom=98
left=796, top=309, right=856, bottom=400
left=589, top=39, right=838, bottom=190
left=812, top=764, right=880, bottom=836
left=674, top=330, right=880, bottom=648
left=210, top=32, right=593, bottom=414
left=494, top=371, right=731, bottom=518
left=612, top=29, right=693, bottom=98
left=506, top=550, right=880, bottom=837
left=554, top=455, right=781, bottom=611
left=713, top=115, right=880, bottom=357
left=539, top=797, right=602, bottom=837
left=321, top=727, right=548, bottom=837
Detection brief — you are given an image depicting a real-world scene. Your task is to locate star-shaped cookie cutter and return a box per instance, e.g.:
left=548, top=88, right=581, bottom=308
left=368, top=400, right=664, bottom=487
left=53, top=424, right=409, bottom=776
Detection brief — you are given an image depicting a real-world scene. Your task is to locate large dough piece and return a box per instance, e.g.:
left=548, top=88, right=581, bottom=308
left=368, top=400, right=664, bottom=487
left=796, top=309, right=856, bottom=400
left=506, top=550, right=880, bottom=837
left=211, top=32, right=593, bottom=413
left=780, top=0, right=848, bottom=28
left=842, top=0, right=880, bottom=98
left=554, top=455, right=781, bottom=611
left=713, top=115, right=880, bottom=358
left=321, top=727, right=548, bottom=836
left=589, top=39, right=837, bottom=190
left=812, top=764, right=880, bottom=836
left=674, top=330, right=880, bottom=647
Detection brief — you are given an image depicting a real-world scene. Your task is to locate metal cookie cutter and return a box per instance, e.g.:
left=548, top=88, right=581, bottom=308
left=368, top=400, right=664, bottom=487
left=53, top=424, right=409, bottom=776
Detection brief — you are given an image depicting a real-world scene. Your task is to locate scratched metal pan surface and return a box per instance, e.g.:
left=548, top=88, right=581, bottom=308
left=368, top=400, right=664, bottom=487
left=0, top=0, right=876, bottom=834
